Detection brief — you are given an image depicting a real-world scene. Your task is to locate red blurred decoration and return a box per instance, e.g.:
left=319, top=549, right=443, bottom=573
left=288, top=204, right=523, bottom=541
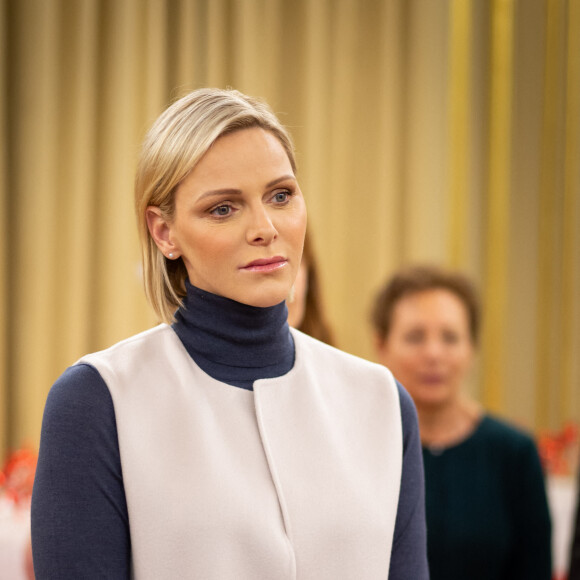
left=0, top=448, right=38, bottom=505
left=538, top=422, right=579, bottom=477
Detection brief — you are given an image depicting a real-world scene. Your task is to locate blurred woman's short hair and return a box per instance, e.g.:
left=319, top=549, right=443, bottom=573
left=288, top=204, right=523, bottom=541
left=371, top=264, right=481, bottom=345
left=135, top=88, right=297, bottom=323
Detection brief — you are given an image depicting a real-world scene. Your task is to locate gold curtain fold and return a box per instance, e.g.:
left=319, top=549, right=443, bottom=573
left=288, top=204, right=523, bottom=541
left=561, top=0, right=580, bottom=427
left=535, top=0, right=579, bottom=429
left=1, top=0, right=578, bottom=461
left=10, top=0, right=63, bottom=450
left=536, top=0, right=565, bottom=429
left=482, top=0, right=515, bottom=413
left=0, top=0, right=7, bottom=456
left=447, top=0, right=472, bottom=268
left=403, top=1, right=449, bottom=264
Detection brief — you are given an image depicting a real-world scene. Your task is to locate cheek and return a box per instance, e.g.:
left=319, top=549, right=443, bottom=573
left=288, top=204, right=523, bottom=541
left=179, top=226, right=234, bottom=270
left=452, top=347, right=474, bottom=374
left=382, top=354, right=419, bottom=392
left=282, top=219, right=307, bottom=273
left=391, top=352, right=419, bottom=376
left=288, top=221, right=306, bottom=248
left=286, top=199, right=307, bottom=239
left=383, top=346, right=422, bottom=383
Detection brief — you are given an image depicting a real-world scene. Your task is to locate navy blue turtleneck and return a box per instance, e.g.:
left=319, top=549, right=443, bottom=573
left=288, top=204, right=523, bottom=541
left=32, top=283, right=427, bottom=579
left=172, top=282, right=294, bottom=390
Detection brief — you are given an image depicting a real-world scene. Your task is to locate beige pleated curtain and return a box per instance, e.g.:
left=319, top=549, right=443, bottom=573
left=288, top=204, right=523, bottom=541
left=1, top=0, right=579, bottom=461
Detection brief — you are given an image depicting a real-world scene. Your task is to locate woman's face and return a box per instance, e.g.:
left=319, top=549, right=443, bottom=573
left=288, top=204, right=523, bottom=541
left=149, top=127, right=307, bottom=308
left=375, top=289, right=474, bottom=409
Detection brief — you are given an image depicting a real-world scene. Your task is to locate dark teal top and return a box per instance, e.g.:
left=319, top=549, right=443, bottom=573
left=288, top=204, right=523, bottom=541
left=423, top=415, right=552, bottom=580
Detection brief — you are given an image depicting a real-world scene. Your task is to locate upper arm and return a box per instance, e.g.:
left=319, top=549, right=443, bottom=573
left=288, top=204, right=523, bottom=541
left=31, top=364, right=131, bottom=578
left=387, top=381, right=429, bottom=579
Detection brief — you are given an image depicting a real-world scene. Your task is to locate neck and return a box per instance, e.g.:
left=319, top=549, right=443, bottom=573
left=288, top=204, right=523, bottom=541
left=172, top=282, right=294, bottom=390
left=417, top=394, right=482, bottom=449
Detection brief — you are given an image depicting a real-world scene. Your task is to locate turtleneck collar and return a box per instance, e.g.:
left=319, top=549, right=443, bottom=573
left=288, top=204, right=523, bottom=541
left=172, top=281, right=294, bottom=391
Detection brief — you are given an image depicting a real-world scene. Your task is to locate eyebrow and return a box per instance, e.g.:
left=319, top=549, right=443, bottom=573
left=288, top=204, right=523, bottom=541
left=197, top=174, right=296, bottom=201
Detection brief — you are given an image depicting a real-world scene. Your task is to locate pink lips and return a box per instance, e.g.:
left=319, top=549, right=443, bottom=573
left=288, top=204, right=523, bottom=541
left=241, top=256, right=287, bottom=273
left=420, top=374, right=445, bottom=385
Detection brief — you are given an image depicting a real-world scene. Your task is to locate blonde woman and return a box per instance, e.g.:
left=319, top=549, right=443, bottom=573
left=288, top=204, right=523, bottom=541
left=32, top=89, right=428, bottom=579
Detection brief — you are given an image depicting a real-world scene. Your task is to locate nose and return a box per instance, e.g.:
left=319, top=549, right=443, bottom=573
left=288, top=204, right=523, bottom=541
left=423, top=338, right=444, bottom=359
left=246, top=206, right=278, bottom=245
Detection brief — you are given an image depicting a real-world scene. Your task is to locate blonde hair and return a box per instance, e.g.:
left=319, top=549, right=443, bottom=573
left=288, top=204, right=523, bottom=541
left=135, top=88, right=297, bottom=322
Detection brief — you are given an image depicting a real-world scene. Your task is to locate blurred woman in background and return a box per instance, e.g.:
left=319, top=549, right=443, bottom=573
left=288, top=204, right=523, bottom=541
left=287, top=229, right=335, bottom=345
left=371, top=264, right=552, bottom=580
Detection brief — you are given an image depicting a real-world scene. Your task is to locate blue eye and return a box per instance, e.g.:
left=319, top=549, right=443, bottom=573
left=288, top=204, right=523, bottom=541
left=273, top=191, right=290, bottom=203
left=210, top=204, right=231, bottom=217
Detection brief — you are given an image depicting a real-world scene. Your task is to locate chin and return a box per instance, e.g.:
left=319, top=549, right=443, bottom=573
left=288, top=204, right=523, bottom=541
left=415, top=394, right=453, bottom=410
left=236, top=287, right=290, bottom=309
left=410, top=386, right=449, bottom=407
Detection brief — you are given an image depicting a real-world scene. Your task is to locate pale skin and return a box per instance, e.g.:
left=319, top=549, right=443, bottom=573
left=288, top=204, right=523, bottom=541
left=375, top=288, right=482, bottom=448
left=146, top=127, right=307, bottom=309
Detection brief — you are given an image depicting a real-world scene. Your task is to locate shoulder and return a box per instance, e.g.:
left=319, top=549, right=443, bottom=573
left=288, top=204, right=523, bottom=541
left=80, top=324, right=174, bottom=366
left=292, top=328, right=395, bottom=384
left=395, top=381, right=419, bottom=438
left=477, top=414, right=541, bottom=462
left=78, top=325, right=185, bottom=387
left=478, top=416, right=548, bottom=510
left=395, top=381, right=416, bottom=418
left=291, top=329, right=403, bottom=424
left=41, top=363, right=118, bottom=447
left=479, top=414, right=537, bottom=446
left=46, top=325, right=173, bottom=414
left=46, top=363, right=113, bottom=416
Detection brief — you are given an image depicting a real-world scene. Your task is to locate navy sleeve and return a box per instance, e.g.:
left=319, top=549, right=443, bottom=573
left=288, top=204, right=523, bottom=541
left=388, top=381, right=430, bottom=579
left=31, top=364, right=131, bottom=579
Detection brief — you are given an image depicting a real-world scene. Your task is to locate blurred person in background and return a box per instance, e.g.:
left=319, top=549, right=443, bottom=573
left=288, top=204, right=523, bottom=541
left=287, top=229, right=335, bottom=345
left=371, top=264, right=552, bottom=580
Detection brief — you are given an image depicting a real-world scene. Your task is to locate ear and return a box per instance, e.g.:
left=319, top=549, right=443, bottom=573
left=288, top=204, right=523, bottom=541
left=146, top=206, right=180, bottom=259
